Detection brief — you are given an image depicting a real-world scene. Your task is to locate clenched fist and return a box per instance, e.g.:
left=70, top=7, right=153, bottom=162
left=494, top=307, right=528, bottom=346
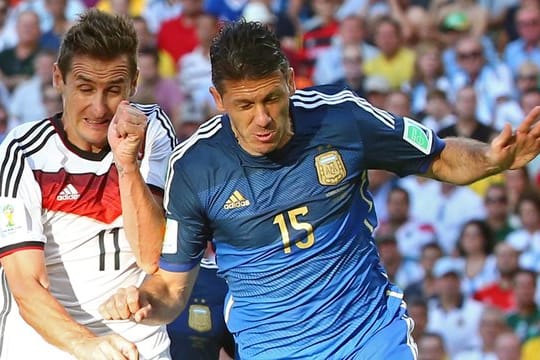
left=108, top=101, right=148, bottom=174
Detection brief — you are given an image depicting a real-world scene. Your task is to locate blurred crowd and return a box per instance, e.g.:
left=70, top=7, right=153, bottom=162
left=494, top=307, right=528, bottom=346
left=0, top=0, right=539, bottom=359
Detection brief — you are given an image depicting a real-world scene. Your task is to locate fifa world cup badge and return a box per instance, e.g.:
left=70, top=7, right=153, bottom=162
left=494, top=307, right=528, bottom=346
left=3, top=204, right=15, bottom=228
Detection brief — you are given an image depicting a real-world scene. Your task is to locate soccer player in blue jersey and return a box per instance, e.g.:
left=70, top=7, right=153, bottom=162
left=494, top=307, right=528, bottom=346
left=100, top=21, right=540, bottom=359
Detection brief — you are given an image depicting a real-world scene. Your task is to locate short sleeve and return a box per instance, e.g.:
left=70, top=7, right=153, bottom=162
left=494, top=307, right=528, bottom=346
left=359, top=110, right=445, bottom=176
left=137, top=105, right=178, bottom=190
left=0, top=134, right=45, bottom=256
left=160, top=158, right=211, bottom=272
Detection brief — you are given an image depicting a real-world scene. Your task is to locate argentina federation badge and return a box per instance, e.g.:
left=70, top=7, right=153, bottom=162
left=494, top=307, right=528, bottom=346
left=188, top=304, right=212, bottom=332
left=315, top=150, right=346, bottom=186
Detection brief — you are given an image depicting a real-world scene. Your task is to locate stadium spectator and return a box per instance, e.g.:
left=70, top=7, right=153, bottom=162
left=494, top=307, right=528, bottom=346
left=376, top=234, right=424, bottom=289
left=0, top=10, right=42, bottom=92
left=8, top=49, right=56, bottom=126
left=449, top=36, right=514, bottom=126
left=329, top=44, right=366, bottom=96
left=157, top=0, right=202, bottom=69
left=313, top=14, right=378, bottom=85
left=176, top=13, right=219, bottom=136
left=363, top=16, right=416, bottom=89
left=504, top=167, right=535, bottom=224
left=408, top=297, right=429, bottom=342
left=505, top=191, right=540, bottom=258
left=474, top=242, right=519, bottom=312
left=296, top=0, right=340, bottom=82
left=385, top=90, right=412, bottom=118
left=454, top=307, right=509, bottom=360
left=494, top=331, right=522, bottom=360
left=505, top=269, right=540, bottom=342
left=420, top=89, right=456, bottom=133
left=368, top=168, right=397, bottom=222
left=427, top=257, right=485, bottom=357
left=406, top=41, right=451, bottom=117
left=376, top=186, right=437, bottom=261
left=363, top=74, right=391, bottom=109
left=483, top=183, right=516, bottom=244
left=404, top=242, right=444, bottom=301
left=438, top=85, right=496, bottom=143
left=40, top=0, right=73, bottom=52
left=456, top=219, right=497, bottom=296
left=130, top=46, right=183, bottom=118
left=503, top=4, right=540, bottom=77
left=0, top=0, right=14, bottom=52
left=142, top=0, right=182, bottom=34
left=418, top=332, right=448, bottom=360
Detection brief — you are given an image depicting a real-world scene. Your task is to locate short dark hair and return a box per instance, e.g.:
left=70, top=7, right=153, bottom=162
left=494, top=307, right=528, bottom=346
left=57, top=9, right=138, bottom=81
left=210, top=20, right=290, bottom=94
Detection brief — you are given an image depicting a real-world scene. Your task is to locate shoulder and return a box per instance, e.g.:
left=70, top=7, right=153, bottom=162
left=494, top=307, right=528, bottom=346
left=291, top=84, right=366, bottom=110
left=168, top=115, right=225, bottom=168
left=1, top=118, right=54, bottom=149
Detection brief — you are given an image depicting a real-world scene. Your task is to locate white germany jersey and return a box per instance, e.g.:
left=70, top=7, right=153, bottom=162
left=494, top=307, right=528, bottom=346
left=0, top=103, right=177, bottom=359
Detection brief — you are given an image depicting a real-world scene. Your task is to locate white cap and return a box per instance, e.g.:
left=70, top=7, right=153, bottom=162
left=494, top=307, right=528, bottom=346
left=433, top=257, right=465, bottom=278
left=242, top=2, right=276, bottom=24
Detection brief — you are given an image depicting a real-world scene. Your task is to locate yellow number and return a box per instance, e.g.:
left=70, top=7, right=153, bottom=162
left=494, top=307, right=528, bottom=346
left=273, top=206, right=315, bottom=254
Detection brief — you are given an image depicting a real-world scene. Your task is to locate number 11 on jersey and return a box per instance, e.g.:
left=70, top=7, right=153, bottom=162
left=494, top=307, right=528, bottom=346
left=273, top=206, right=315, bottom=254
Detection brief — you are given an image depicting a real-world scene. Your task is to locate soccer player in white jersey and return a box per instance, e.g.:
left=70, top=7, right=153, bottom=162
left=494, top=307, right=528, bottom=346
left=0, top=9, right=177, bottom=360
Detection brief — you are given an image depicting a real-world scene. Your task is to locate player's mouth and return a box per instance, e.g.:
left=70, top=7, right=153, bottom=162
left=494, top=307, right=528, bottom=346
left=84, top=118, right=110, bottom=128
left=255, top=131, right=275, bottom=143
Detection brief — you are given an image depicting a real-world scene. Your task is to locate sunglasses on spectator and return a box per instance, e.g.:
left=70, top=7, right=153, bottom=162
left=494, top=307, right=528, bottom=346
left=457, top=50, right=482, bottom=60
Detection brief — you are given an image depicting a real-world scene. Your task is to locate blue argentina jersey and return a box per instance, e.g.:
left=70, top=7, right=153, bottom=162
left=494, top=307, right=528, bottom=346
left=161, top=85, right=445, bottom=359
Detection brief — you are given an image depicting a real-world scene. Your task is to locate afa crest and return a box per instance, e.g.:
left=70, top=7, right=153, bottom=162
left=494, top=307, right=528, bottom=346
left=188, top=304, right=212, bottom=332
left=315, top=150, right=346, bottom=186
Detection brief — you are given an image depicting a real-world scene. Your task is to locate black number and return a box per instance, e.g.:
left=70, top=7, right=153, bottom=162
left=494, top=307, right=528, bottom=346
left=98, top=227, right=121, bottom=271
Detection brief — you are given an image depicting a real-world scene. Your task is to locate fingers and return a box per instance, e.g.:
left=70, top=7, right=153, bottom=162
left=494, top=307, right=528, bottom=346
left=113, top=102, right=148, bottom=138
left=492, top=123, right=513, bottom=150
left=99, top=287, right=141, bottom=321
left=109, top=335, right=139, bottom=360
left=133, top=303, right=152, bottom=323
left=517, top=105, right=540, bottom=134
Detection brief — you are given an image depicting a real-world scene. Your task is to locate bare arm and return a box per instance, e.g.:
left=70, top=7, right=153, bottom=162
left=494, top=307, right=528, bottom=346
left=108, top=101, right=166, bottom=274
left=100, top=266, right=200, bottom=326
left=1, top=250, right=137, bottom=359
left=425, top=106, right=540, bottom=184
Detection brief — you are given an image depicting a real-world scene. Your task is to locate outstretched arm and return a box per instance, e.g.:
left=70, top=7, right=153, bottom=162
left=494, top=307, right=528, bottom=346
left=424, top=106, right=540, bottom=184
left=100, top=265, right=200, bottom=326
left=1, top=250, right=138, bottom=360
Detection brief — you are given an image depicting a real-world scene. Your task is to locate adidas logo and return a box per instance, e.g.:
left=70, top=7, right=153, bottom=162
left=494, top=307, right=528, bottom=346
left=57, top=184, right=80, bottom=201
left=224, top=190, right=250, bottom=210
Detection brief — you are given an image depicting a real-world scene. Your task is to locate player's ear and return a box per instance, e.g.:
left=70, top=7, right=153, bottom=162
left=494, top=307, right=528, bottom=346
left=52, top=63, right=64, bottom=92
left=287, top=67, right=296, bottom=95
left=210, top=86, right=225, bottom=112
left=129, top=69, right=139, bottom=97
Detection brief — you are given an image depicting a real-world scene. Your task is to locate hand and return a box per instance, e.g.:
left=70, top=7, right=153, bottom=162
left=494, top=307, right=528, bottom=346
left=72, top=334, right=138, bottom=360
left=488, top=106, right=540, bottom=171
left=99, top=286, right=152, bottom=323
left=108, top=101, right=148, bottom=174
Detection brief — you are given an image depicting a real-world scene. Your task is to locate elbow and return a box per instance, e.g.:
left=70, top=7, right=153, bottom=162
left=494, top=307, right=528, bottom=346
left=137, top=258, right=160, bottom=275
